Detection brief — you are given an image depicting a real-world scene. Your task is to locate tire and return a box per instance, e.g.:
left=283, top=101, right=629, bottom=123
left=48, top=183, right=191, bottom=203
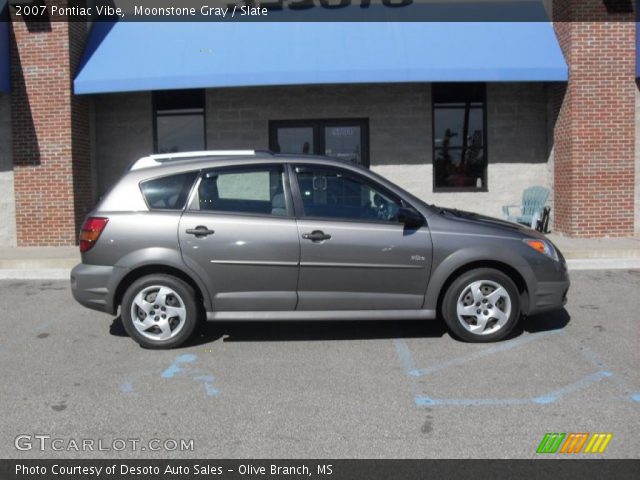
left=442, top=268, right=520, bottom=343
left=121, top=274, right=199, bottom=349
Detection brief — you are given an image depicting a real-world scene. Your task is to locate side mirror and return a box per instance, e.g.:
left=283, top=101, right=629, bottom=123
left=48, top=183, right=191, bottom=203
left=397, top=206, right=424, bottom=228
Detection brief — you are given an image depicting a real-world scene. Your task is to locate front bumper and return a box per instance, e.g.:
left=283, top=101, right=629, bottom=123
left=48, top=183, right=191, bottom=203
left=525, top=242, right=570, bottom=316
left=70, top=263, right=117, bottom=314
left=529, top=278, right=570, bottom=315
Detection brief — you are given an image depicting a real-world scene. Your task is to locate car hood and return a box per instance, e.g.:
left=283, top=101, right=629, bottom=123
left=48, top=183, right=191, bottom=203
left=433, top=206, right=546, bottom=239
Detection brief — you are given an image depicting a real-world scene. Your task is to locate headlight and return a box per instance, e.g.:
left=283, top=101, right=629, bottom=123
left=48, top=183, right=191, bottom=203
left=523, top=238, right=559, bottom=261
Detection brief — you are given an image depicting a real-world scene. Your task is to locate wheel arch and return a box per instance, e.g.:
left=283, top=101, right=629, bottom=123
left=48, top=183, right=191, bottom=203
left=434, top=260, right=529, bottom=317
left=112, top=264, right=211, bottom=314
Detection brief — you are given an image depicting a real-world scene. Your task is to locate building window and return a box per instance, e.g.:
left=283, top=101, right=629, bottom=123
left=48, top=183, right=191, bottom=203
left=269, top=119, right=369, bottom=167
left=432, top=83, right=487, bottom=191
left=153, top=90, right=205, bottom=153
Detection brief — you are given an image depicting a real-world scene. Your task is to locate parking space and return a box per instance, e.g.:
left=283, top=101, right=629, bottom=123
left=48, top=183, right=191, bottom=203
left=1, top=270, right=639, bottom=458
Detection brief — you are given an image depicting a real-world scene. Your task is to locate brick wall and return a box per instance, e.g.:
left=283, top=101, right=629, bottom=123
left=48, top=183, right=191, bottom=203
left=636, top=87, right=640, bottom=234
left=552, top=1, right=636, bottom=237
left=10, top=1, right=91, bottom=246
left=0, top=92, right=16, bottom=246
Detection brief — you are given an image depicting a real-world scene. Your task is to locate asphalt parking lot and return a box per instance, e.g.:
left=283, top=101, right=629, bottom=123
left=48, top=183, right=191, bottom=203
left=1, top=270, right=638, bottom=459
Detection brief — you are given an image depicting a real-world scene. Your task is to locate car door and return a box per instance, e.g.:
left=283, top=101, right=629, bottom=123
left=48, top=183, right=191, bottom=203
left=179, top=163, right=300, bottom=311
left=291, top=164, right=432, bottom=311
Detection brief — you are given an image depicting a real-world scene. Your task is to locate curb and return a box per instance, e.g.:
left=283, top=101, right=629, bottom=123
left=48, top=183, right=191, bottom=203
left=565, top=258, right=640, bottom=271
left=0, top=269, right=71, bottom=280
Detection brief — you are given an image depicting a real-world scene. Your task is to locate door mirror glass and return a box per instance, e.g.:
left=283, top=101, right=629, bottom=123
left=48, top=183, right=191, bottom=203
left=397, top=207, right=424, bottom=228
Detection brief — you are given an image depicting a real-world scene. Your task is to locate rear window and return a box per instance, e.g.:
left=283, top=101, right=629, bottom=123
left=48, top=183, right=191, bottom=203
left=140, top=171, right=198, bottom=210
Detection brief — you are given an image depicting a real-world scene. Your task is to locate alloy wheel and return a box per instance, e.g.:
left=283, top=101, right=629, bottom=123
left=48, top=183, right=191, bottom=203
left=130, top=285, right=187, bottom=341
left=456, top=280, right=512, bottom=335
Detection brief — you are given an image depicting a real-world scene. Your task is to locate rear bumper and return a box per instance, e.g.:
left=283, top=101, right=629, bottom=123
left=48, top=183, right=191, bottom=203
left=70, top=263, right=118, bottom=315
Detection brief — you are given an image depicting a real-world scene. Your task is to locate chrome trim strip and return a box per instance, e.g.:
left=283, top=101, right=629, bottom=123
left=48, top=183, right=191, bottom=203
left=210, top=260, right=298, bottom=266
left=300, top=262, right=423, bottom=269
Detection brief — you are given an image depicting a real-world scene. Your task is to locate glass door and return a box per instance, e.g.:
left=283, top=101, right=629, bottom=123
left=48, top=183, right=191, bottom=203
left=324, top=125, right=363, bottom=165
left=269, top=119, right=369, bottom=167
left=273, top=126, right=316, bottom=155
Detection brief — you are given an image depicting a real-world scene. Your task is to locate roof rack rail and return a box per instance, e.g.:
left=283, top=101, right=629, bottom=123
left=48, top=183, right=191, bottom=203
left=130, top=150, right=269, bottom=171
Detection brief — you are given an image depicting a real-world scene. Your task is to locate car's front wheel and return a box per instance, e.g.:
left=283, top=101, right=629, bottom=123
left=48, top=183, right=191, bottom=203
left=442, top=268, right=520, bottom=342
left=121, top=274, right=199, bottom=349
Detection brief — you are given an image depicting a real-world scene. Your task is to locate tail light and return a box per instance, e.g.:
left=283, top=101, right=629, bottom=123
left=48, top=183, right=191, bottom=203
left=79, top=217, right=109, bottom=253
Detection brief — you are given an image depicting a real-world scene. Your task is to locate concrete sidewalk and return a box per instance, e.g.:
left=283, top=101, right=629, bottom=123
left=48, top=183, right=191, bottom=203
left=547, top=234, right=640, bottom=270
left=0, top=247, right=79, bottom=280
left=0, top=235, right=639, bottom=279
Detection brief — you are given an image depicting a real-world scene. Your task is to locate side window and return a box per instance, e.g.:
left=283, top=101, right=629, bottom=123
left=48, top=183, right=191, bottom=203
left=294, top=166, right=402, bottom=222
left=195, top=165, right=287, bottom=216
left=140, top=171, right=198, bottom=210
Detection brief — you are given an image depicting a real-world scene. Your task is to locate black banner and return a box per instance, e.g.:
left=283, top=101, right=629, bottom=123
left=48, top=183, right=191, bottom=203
left=1, top=459, right=639, bottom=480
left=4, top=0, right=638, bottom=23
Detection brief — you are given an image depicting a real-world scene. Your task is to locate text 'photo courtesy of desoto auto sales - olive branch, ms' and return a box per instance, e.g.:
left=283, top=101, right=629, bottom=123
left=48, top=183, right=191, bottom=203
left=0, top=0, right=639, bottom=479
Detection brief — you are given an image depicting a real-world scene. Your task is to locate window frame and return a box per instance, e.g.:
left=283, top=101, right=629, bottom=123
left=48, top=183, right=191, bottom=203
left=431, top=83, right=488, bottom=193
left=186, top=163, right=295, bottom=219
left=269, top=118, right=370, bottom=168
left=288, top=163, right=409, bottom=226
left=152, top=89, right=207, bottom=154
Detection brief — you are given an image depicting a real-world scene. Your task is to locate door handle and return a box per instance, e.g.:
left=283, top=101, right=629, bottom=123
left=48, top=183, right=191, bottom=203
left=185, top=225, right=215, bottom=238
left=302, top=230, right=331, bottom=242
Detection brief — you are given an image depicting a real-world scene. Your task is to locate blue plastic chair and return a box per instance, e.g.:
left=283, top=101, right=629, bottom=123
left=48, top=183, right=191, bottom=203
left=502, top=186, right=550, bottom=229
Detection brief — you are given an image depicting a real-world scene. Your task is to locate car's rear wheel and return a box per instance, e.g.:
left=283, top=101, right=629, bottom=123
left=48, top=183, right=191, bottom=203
left=442, top=268, right=520, bottom=342
left=121, top=274, right=198, bottom=349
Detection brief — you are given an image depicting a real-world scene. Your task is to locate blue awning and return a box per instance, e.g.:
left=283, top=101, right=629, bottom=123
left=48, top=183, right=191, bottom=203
left=75, top=20, right=568, bottom=95
left=0, top=0, right=9, bottom=93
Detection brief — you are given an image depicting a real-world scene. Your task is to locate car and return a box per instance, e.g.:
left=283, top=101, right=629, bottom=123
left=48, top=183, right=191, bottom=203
left=70, top=150, right=569, bottom=349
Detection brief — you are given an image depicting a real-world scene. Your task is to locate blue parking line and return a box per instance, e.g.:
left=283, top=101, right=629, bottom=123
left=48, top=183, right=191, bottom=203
left=393, top=338, right=422, bottom=398
left=194, top=375, right=219, bottom=397
left=416, top=396, right=531, bottom=406
left=158, top=354, right=220, bottom=397
left=394, top=328, right=626, bottom=407
left=532, top=371, right=613, bottom=404
left=393, top=338, right=417, bottom=374
left=579, top=345, right=640, bottom=403
left=119, top=380, right=135, bottom=395
left=161, top=353, right=197, bottom=379
left=408, top=329, right=562, bottom=378
left=415, top=371, right=612, bottom=407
